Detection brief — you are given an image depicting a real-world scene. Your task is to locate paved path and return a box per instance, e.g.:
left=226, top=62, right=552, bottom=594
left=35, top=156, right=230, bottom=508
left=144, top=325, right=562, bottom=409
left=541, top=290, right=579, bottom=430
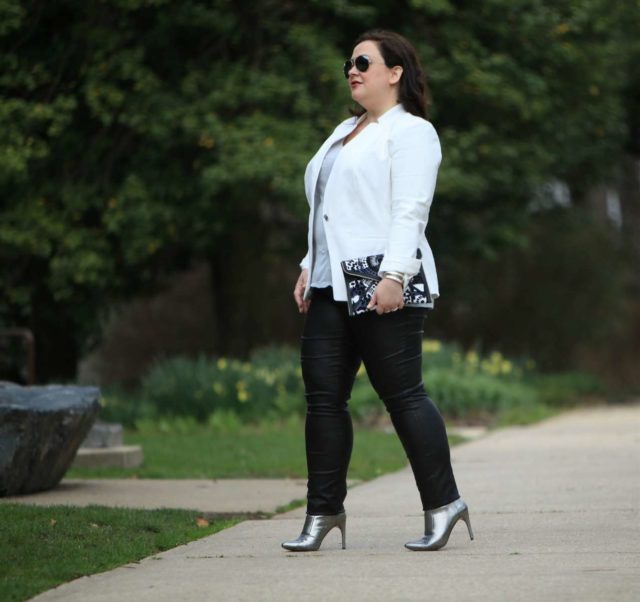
left=31, top=403, right=640, bottom=601
left=3, top=478, right=309, bottom=516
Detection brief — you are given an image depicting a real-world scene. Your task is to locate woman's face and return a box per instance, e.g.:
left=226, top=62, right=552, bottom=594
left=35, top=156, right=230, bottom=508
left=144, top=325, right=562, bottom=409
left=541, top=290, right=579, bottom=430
left=346, top=40, right=401, bottom=110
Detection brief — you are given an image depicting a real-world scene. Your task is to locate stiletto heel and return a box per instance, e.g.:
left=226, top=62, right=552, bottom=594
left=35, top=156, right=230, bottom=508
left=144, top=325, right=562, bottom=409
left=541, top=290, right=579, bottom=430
left=282, top=512, right=347, bottom=552
left=405, top=498, right=474, bottom=551
left=461, top=507, right=474, bottom=540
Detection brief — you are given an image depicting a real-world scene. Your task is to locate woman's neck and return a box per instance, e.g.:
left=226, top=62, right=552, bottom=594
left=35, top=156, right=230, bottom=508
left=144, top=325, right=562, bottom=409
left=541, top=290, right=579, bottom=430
left=364, top=98, right=400, bottom=122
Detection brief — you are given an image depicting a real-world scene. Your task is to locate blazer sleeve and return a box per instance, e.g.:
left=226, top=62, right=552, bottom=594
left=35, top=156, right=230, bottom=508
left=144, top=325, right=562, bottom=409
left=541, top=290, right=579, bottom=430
left=379, top=119, right=442, bottom=277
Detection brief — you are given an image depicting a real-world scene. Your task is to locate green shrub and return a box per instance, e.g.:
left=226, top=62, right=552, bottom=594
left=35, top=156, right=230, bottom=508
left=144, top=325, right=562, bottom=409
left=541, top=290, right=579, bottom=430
left=342, top=343, right=540, bottom=422
left=424, top=368, right=537, bottom=418
left=525, top=372, right=605, bottom=406
left=138, top=348, right=305, bottom=422
left=115, top=341, right=604, bottom=428
left=98, top=387, right=157, bottom=427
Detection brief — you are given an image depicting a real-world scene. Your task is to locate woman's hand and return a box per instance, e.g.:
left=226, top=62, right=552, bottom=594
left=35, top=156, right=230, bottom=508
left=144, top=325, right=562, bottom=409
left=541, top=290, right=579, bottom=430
left=293, top=269, right=312, bottom=314
left=368, top=278, right=404, bottom=315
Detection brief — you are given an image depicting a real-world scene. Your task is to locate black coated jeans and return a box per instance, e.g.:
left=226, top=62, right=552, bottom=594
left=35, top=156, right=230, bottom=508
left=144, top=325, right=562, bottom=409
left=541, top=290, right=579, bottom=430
left=302, top=286, right=460, bottom=515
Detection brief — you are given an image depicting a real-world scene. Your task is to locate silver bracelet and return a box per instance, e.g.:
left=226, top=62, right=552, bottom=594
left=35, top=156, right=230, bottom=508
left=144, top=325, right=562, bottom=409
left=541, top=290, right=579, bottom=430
left=383, top=273, right=404, bottom=285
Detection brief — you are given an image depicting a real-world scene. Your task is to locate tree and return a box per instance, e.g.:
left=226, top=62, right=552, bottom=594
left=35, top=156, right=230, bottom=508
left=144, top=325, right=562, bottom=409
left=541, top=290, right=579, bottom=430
left=1, top=0, right=637, bottom=380
left=0, top=0, right=347, bottom=379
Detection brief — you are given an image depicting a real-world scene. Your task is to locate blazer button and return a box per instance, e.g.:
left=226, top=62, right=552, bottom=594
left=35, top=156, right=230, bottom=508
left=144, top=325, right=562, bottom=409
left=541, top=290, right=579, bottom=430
left=323, top=214, right=329, bottom=221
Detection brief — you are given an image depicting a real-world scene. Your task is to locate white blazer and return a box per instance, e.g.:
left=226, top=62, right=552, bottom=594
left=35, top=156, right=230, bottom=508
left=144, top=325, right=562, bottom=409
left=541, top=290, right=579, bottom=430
left=300, top=103, right=442, bottom=303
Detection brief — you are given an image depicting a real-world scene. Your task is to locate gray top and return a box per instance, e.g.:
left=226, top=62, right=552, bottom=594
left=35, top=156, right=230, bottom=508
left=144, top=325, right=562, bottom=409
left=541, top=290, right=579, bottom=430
left=310, top=139, right=343, bottom=288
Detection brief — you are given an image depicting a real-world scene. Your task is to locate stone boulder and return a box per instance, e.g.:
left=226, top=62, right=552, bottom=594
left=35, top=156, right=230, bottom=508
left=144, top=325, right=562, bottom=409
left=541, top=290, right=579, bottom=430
left=0, top=383, right=100, bottom=496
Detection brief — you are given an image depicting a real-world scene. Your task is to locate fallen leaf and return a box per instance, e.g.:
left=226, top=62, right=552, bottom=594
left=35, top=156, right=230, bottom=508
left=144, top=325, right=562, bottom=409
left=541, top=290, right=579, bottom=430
left=50, top=519, right=57, bottom=526
left=90, top=523, right=99, bottom=529
left=195, top=517, right=209, bottom=528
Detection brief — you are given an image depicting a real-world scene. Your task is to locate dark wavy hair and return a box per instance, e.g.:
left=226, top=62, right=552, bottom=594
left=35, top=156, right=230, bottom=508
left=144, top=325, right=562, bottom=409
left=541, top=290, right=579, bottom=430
left=350, top=29, right=431, bottom=119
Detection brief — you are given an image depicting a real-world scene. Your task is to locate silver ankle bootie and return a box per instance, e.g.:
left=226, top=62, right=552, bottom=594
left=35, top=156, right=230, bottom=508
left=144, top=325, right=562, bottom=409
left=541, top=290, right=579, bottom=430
left=281, top=512, right=346, bottom=552
left=405, top=498, right=474, bottom=551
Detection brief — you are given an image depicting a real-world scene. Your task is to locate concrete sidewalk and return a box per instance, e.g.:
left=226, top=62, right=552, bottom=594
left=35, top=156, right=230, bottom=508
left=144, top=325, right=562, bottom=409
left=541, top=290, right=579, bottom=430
left=32, top=403, right=639, bottom=601
left=3, top=478, right=310, bottom=516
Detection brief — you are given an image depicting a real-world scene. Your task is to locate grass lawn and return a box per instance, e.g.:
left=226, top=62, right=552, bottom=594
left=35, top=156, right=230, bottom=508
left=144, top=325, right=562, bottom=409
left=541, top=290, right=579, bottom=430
left=67, top=418, right=463, bottom=480
left=0, top=504, right=240, bottom=602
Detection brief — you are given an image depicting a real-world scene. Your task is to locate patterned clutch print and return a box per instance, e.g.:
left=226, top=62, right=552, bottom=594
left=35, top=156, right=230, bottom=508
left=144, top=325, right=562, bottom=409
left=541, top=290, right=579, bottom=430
left=340, top=250, right=433, bottom=317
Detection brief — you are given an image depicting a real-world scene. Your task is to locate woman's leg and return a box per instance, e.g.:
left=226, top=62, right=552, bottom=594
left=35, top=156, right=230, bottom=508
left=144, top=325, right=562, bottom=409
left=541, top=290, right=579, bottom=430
left=351, top=308, right=460, bottom=510
left=301, top=288, right=360, bottom=515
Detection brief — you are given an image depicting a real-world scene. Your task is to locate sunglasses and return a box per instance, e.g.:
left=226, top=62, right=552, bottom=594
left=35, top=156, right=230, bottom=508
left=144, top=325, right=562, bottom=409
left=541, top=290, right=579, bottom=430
left=343, top=54, right=378, bottom=79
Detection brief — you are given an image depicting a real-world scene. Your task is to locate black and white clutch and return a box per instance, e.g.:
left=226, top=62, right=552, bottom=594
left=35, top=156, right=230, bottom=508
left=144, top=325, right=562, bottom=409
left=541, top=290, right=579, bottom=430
left=340, top=250, right=433, bottom=317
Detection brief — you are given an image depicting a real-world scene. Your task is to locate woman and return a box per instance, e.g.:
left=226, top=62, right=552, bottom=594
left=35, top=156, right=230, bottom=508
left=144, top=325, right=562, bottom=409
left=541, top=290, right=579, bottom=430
left=282, top=30, right=473, bottom=552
